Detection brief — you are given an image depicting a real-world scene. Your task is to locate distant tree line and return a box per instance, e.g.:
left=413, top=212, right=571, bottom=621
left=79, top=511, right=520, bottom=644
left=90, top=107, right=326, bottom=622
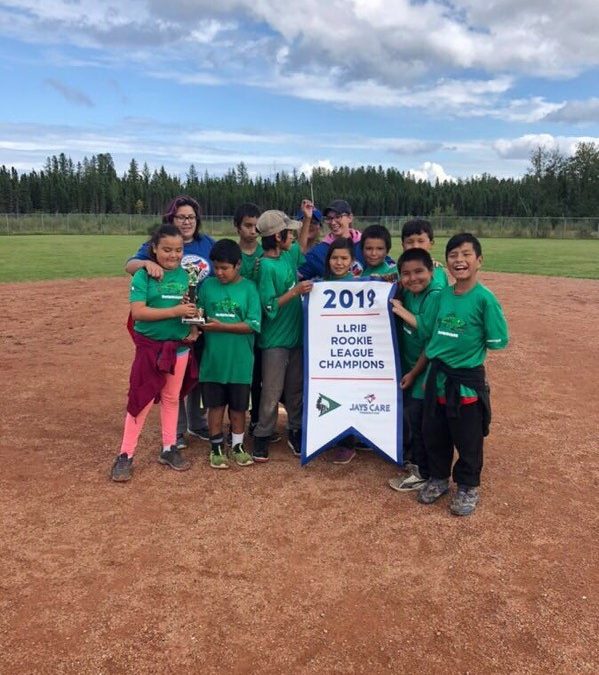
left=1, top=142, right=597, bottom=217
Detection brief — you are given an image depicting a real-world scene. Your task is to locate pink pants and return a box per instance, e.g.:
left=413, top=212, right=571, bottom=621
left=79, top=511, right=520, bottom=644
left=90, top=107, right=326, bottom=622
left=120, top=351, right=189, bottom=457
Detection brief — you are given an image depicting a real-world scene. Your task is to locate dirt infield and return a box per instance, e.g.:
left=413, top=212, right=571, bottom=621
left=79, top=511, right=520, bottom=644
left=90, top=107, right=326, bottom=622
left=1, top=272, right=597, bottom=674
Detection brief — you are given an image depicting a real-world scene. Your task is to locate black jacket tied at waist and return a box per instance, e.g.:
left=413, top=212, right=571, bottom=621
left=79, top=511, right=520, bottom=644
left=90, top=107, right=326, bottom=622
left=424, top=358, right=492, bottom=437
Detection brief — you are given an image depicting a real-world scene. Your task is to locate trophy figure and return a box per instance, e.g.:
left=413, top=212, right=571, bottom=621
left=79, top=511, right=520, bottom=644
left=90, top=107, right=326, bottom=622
left=182, top=262, right=206, bottom=325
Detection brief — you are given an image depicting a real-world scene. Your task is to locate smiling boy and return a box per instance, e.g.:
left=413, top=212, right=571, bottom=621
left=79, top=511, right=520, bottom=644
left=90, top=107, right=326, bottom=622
left=418, top=233, right=509, bottom=516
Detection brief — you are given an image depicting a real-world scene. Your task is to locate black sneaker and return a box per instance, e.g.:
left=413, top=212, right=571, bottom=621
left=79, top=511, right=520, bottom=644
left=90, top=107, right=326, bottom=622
left=111, top=453, right=133, bottom=482
left=252, top=436, right=270, bottom=463
left=269, top=432, right=282, bottom=443
left=158, top=446, right=191, bottom=471
left=188, top=426, right=210, bottom=441
left=287, top=429, right=302, bottom=457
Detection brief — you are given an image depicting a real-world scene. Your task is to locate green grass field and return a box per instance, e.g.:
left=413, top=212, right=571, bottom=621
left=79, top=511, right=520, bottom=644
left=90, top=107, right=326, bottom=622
left=0, top=235, right=597, bottom=282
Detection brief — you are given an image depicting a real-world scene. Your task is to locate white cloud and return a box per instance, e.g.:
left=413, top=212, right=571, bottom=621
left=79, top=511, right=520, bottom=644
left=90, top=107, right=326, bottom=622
left=1, top=0, right=598, bottom=118
left=298, top=160, right=334, bottom=177
left=407, top=162, right=455, bottom=184
left=493, top=134, right=599, bottom=159
left=543, top=98, right=599, bottom=124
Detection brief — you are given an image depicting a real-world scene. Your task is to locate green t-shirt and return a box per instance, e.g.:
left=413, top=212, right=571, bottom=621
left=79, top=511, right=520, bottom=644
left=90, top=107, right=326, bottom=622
left=257, top=242, right=305, bottom=349
left=130, top=267, right=191, bottom=342
left=425, top=282, right=509, bottom=397
left=399, top=285, right=442, bottom=399
left=361, top=261, right=398, bottom=279
left=431, top=263, right=449, bottom=291
left=197, top=276, right=261, bottom=384
left=240, top=243, right=263, bottom=282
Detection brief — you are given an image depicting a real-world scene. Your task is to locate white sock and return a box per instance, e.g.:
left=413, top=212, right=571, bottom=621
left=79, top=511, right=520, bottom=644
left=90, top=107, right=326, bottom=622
left=162, top=444, right=172, bottom=453
left=232, top=433, right=244, bottom=447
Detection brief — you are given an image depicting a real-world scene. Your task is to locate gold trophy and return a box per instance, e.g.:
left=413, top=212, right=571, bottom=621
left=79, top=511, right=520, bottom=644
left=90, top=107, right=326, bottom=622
left=182, top=262, right=206, bottom=325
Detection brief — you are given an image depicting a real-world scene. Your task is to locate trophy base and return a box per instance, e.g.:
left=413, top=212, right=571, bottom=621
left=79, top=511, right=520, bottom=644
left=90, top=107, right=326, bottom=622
left=182, top=317, right=206, bottom=325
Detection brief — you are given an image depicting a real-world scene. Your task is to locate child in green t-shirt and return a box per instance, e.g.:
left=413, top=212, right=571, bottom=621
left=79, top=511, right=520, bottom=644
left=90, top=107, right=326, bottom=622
left=388, top=248, right=442, bottom=492
left=401, top=218, right=449, bottom=290
left=418, top=233, right=509, bottom=516
left=111, top=224, right=199, bottom=482
left=234, top=202, right=263, bottom=282
left=360, top=224, right=397, bottom=280
left=252, top=210, right=313, bottom=463
left=197, top=239, right=262, bottom=469
left=233, top=202, right=269, bottom=440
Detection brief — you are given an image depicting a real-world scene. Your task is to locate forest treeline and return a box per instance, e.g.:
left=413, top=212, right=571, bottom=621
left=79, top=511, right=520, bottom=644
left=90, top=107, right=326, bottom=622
left=1, top=142, right=598, bottom=217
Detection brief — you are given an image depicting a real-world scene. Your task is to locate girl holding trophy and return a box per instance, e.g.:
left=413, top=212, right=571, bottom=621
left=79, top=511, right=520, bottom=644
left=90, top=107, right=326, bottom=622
left=125, top=195, right=215, bottom=447
left=111, top=224, right=200, bottom=482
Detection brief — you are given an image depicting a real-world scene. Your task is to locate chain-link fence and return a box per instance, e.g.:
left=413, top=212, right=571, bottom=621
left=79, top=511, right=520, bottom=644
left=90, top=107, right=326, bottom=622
left=1, top=213, right=598, bottom=238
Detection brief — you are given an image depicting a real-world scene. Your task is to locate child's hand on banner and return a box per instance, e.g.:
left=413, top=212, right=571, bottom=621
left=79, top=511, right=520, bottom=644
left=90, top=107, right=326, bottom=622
left=295, top=280, right=314, bottom=296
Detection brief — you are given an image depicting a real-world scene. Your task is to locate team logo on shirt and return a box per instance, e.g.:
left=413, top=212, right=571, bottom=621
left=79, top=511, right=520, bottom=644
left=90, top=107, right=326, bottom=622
left=437, top=313, right=466, bottom=338
left=316, top=394, right=341, bottom=417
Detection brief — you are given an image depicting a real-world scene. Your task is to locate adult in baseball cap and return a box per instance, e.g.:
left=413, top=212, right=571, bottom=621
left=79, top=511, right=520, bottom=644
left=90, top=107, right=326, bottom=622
left=298, top=198, right=365, bottom=279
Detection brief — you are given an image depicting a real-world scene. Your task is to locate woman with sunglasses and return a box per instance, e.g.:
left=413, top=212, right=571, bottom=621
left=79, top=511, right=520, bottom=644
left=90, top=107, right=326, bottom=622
left=297, top=199, right=367, bottom=280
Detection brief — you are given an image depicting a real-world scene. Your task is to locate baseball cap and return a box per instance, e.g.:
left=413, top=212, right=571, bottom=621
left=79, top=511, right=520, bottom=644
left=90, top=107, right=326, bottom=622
left=324, top=199, right=352, bottom=216
left=256, top=210, right=301, bottom=237
left=294, top=207, right=323, bottom=224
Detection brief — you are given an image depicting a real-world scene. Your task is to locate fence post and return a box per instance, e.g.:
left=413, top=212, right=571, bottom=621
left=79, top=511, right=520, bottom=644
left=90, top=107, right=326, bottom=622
left=5, top=214, right=8, bottom=234
left=41, top=212, right=44, bottom=233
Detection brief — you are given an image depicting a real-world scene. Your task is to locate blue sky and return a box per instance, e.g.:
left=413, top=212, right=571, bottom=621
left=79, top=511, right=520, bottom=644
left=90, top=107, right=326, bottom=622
left=1, top=0, right=598, bottom=182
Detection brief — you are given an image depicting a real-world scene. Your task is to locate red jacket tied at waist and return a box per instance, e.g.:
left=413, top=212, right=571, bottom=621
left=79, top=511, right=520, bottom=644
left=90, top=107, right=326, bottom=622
left=127, top=331, right=198, bottom=417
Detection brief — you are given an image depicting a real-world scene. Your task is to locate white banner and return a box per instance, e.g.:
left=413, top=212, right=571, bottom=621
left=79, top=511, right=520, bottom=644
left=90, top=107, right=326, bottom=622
left=301, top=279, right=403, bottom=465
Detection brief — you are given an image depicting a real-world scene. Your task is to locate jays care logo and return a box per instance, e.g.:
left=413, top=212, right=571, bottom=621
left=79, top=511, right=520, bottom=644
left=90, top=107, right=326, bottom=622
left=349, top=393, right=390, bottom=414
left=181, top=254, right=211, bottom=282
left=315, top=394, right=341, bottom=417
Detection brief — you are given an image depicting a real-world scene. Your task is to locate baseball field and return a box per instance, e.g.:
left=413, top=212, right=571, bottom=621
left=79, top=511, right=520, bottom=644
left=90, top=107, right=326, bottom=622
left=1, top=236, right=597, bottom=673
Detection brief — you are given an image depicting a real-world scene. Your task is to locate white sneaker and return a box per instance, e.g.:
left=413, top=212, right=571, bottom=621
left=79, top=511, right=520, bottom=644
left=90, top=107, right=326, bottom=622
left=389, top=471, right=426, bottom=492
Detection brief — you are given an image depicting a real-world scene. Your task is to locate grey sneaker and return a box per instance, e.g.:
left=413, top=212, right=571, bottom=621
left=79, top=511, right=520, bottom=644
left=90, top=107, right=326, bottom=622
left=450, top=485, right=480, bottom=516
left=417, top=478, right=450, bottom=504
left=175, top=435, right=188, bottom=450
left=111, top=453, right=133, bottom=482
left=188, top=426, right=210, bottom=441
left=158, top=446, right=191, bottom=471
left=389, top=470, right=426, bottom=492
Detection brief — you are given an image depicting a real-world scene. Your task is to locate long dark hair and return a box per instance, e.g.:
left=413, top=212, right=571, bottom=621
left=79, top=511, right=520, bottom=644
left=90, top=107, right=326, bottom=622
left=162, top=195, right=202, bottom=240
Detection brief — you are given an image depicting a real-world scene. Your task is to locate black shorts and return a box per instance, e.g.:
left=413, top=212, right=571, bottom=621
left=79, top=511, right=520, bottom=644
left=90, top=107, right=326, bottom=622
left=201, top=382, right=250, bottom=412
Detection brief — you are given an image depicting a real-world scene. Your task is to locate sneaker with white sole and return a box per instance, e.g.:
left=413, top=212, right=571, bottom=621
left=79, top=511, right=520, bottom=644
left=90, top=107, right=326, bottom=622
left=232, top=443, right=254, bottom=467
left=210, top=444, right=229, bottom=469
left=450, top=485, right=480, bottom=516
left=389, top=471, right=426, bottom=492
left=417, top=478, right=450, bottom=504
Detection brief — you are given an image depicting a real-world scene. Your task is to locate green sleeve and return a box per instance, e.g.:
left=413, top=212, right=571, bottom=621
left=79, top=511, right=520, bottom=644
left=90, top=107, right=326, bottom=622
left=244, top=284, right=262, bottom=333
left=483, top=294, right=509, bottom=350
left=288, top=241, right=305, bottom=269
left=129, top=269, right=149, bottom=302
left=197, top=280, right=207, bottom=309
left=415, top=290, right=441, bottom=342
left=257, top=262, right=280, bottom=320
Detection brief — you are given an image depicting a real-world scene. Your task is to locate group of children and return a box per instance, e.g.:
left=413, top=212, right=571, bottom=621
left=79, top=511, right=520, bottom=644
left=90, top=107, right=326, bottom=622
left=111, top=195, right=509, bottom=516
